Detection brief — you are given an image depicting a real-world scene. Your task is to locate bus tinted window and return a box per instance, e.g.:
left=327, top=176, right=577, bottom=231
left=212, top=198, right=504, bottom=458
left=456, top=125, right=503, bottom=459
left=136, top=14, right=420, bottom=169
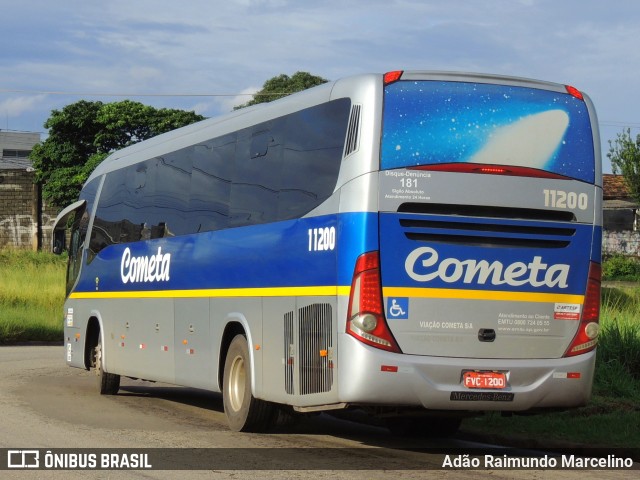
left=381, top=81, right=595, bottom=183
left=153, top=152, right=193, bottom=236
left=190, top=136, right=233, bottom=233
left=229, top=123, right=283, bottom=228
left=281, top=98, right=350, bottom=220
left=90, top=98, right=350, bottom=255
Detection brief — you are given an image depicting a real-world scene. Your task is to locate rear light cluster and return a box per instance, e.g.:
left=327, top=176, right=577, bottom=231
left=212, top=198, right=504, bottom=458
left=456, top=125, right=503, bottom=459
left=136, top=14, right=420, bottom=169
left=565, top=85, right=584, bottom=101
left=409, top=163, right=568, bottom=179
left=383, top=70, right=403, bottom=85
left=346, top=252, right=401, bottom=353
left=564, top=262, right=601, bottom=357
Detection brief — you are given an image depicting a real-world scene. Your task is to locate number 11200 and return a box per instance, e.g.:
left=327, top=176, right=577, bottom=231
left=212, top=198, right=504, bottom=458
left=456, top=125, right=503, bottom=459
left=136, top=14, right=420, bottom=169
left=308, top=227, right=336, bottom=251
left=543, top=189, right=588, bottom=210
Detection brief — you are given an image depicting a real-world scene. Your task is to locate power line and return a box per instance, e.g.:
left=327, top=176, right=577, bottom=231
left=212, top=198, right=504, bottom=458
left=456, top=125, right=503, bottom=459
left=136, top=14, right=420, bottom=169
left=600, top=121, right=640, bottom=129
left=0, top=88, right=283, bottom=98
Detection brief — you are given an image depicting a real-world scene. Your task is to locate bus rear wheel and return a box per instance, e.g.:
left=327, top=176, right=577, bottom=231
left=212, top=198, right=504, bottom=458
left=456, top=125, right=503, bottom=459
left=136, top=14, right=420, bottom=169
left=94, top=334, right=120, bottom=395
left=223, top=335, right=275, bottom=432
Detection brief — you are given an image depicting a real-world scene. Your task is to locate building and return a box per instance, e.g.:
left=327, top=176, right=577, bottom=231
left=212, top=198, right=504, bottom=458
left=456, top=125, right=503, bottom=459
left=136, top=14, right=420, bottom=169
left=603, top=174, right=640, bottom=256
left=0, top=130, right=57, bottom=250
left=603, top=174, right=637, bottom=231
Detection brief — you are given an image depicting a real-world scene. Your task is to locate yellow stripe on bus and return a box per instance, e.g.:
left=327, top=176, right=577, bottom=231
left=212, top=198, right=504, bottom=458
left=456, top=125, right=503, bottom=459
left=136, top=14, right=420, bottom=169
left=70, top=286, right=351, bottom=300
left=382, top=287, right=584, bottom=304
left=70, top=285, right=582, bottom=304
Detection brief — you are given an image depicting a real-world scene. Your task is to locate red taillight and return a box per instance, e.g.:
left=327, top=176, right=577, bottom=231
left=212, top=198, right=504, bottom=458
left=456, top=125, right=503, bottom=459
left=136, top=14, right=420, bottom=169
left=409, top=163, right=569, bottom=179
left=564, top=262, right=601, bottom=357
left=347, top=252, right=401, bottom=353
left=565, top=85, right=584, bottom=101
left=384, top=71, right=403, bottom=86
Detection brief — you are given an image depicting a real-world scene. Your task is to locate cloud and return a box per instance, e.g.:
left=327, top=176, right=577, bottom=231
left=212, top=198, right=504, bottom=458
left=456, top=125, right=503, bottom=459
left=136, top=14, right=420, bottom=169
left=218, top=86, right=261, bottom=113
left=0, top=95, right=48, bottom=117
left=0, top=0, right=637, bottom=174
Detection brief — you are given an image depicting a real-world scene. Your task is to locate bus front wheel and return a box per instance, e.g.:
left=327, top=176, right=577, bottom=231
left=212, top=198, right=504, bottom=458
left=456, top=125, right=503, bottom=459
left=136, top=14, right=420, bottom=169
left=222, top=334, right=275, bottom=432
left=94, top=334, right=120, bottom=395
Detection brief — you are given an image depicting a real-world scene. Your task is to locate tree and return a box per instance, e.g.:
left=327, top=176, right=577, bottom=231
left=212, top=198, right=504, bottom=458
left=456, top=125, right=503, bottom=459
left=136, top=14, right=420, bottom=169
left=234, top=71, right=328, bottom=110
left=608, top=128, right=640, bottom=205
left=31, top=100, right=204, bottom=207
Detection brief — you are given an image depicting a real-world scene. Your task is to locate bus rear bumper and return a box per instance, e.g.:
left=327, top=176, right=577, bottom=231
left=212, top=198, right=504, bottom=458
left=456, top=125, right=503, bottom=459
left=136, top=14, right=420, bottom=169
left=337, top=334, right=596, bottom=412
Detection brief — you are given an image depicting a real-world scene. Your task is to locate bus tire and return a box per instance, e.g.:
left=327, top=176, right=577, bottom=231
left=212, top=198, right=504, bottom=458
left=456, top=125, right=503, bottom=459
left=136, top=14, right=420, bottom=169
left=223, top=334, right=275, bottom=432
left=94, top=334, right=120, bottom=395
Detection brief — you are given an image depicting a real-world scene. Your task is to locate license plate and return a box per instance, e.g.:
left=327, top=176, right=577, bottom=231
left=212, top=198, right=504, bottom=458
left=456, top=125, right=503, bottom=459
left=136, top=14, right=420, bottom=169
left=463, top=371, right=507, bottom=389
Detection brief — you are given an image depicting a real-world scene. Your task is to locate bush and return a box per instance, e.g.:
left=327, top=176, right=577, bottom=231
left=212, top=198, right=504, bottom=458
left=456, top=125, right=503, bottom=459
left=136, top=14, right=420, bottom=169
left=602, top=254, right=640, bottom=281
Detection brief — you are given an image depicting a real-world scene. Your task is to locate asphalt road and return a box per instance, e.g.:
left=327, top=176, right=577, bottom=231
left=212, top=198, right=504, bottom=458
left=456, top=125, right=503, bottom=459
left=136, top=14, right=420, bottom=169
left=0, top=345, right=635, bottom=479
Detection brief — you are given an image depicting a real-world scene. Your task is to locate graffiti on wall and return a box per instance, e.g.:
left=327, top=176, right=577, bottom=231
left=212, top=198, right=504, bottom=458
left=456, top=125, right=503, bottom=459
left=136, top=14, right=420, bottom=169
left=0, top=213, right=56, bottom=249
left=603, top=231, right=640, bottom=257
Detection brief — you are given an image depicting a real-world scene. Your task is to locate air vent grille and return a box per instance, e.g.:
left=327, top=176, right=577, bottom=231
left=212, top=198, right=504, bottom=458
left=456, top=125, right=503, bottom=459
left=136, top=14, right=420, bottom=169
left=343, top=104, right=362, bottom=157
left=398, top=204, right=576, bottom=249
left=283, top=303, right=333, bottom=396
left=398, top=203, right=576, bottom=222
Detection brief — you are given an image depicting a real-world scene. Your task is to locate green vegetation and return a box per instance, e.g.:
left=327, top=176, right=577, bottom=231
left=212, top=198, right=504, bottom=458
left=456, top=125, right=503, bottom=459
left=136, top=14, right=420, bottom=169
left=597, top=286, right=640, bottom=388
left=233, top=71, right=328, bottom=110
left=602, top=254, right=640, bottom=282
left=608, top=127, right=640, bottom=206
left=0, top=249, right=66, bottom=343
left=30, top=100, right=205, bottom=207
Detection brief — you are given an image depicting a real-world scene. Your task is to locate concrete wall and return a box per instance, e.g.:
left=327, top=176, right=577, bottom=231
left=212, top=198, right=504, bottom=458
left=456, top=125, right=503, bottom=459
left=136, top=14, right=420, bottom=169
left=0, top=169, right=58, bottom=250
left=603, top=230, right=640, bottom=257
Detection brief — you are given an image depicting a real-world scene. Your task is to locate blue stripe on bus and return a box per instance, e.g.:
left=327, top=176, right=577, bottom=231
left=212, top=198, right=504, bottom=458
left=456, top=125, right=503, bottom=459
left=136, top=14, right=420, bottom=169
left=75, top=213, right=378, bottom=294
left=74, top=212, right=597, bottom=297
left=379, top=213, right=598, bottom=296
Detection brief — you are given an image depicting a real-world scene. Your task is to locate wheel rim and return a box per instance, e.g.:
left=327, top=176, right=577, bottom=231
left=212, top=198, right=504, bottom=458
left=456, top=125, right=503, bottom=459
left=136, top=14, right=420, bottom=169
left=228, top=354, right=246, bottom=412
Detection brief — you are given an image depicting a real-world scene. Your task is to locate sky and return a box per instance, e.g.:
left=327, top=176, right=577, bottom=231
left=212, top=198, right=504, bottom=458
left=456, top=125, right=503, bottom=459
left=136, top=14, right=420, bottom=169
left=1, top=0, right=639, bottom=173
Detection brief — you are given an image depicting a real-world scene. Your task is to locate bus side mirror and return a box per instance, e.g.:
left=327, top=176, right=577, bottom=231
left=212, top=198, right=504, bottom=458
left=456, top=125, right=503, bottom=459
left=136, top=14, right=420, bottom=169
left=51, top=199, right=87, bottom=255
left=52, top=229, right=66, bottom=255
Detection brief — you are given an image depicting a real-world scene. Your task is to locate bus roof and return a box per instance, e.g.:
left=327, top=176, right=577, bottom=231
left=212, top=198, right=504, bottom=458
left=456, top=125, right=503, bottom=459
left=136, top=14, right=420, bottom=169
left=86, top=71, right=598, bottom=185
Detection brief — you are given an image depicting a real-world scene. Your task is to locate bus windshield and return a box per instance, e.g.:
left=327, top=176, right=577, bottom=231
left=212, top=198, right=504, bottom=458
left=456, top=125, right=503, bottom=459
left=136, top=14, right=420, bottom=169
left=381, top=81, right=595, bottom=183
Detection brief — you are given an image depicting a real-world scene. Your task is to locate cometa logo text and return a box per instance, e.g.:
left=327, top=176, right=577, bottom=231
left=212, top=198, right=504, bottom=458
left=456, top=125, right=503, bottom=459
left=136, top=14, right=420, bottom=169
left=120, top=247, right=171, bottom=284
left=405, top=247, right=570, bottom=288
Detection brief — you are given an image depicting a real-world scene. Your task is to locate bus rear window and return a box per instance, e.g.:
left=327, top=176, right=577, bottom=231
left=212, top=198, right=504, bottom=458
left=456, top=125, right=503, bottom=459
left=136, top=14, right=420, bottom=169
left=381, top=81, right=595, bottom=184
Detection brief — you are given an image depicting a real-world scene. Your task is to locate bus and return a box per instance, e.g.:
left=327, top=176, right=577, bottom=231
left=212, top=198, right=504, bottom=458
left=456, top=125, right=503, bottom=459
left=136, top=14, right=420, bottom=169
left=53, top=70, right=602, bottom=434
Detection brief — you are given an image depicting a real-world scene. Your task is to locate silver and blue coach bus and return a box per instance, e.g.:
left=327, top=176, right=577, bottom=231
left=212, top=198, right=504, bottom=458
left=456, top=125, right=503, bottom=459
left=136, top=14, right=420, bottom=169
left=53, top=71, right=602, bottom=434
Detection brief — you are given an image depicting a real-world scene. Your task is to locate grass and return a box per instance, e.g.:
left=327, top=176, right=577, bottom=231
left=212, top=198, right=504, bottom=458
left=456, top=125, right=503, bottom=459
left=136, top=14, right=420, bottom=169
left=0, top=249, right=66, bottom=343
left=1, top=249, right=639, bottom=450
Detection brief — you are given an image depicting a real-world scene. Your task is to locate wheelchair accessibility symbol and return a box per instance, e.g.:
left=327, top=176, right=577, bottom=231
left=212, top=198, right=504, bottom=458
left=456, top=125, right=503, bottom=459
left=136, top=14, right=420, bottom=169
left=387, top=297, right=409, bottom=319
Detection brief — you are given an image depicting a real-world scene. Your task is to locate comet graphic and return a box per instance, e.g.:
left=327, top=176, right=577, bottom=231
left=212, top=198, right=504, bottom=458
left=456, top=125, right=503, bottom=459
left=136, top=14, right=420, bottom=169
left=381, top=81, right=594, bottom=183
left=468, top=110, right=570, bottom=168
